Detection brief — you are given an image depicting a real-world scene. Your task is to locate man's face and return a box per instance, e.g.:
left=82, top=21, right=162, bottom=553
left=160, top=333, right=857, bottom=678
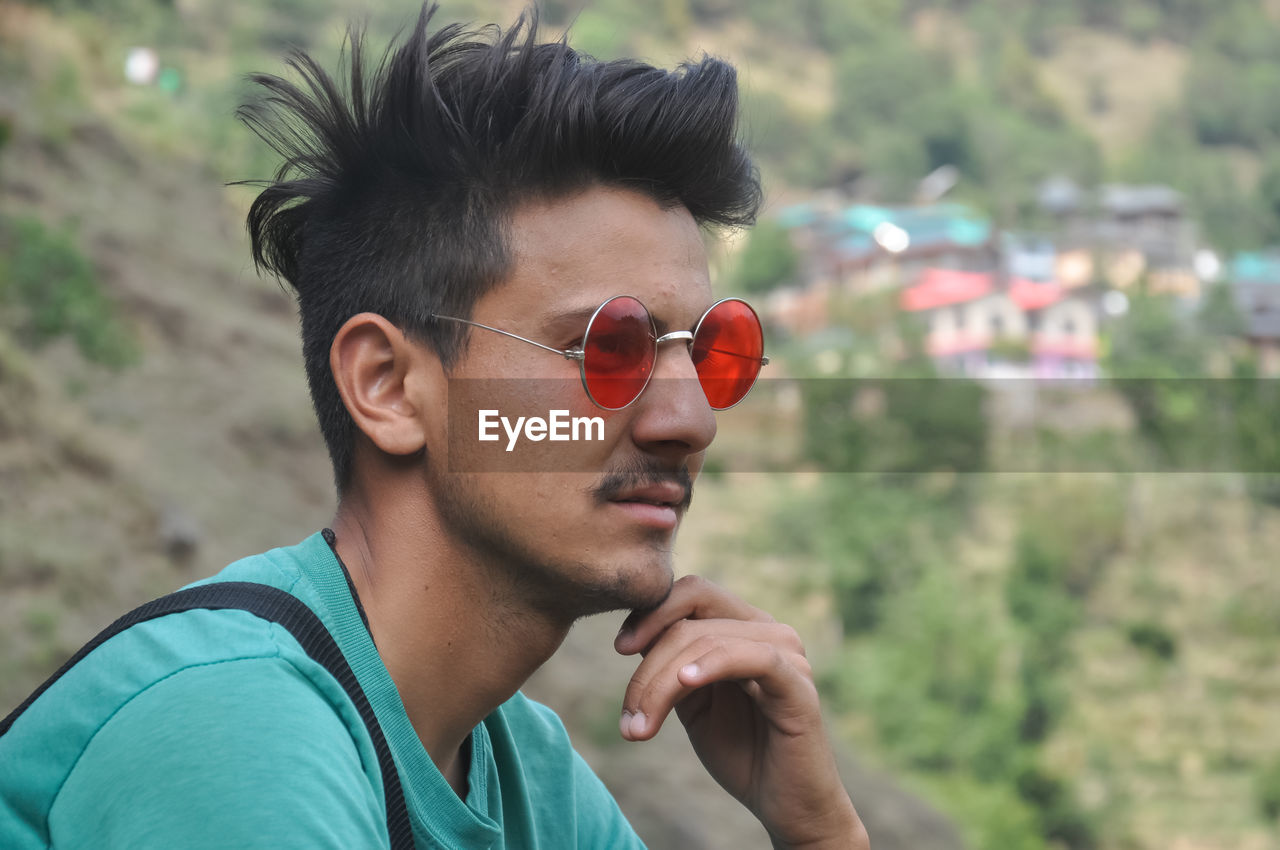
left=424, top=186, right=718, bottom=620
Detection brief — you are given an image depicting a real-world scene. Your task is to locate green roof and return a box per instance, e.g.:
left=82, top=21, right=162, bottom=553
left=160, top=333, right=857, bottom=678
left=776, top=201, right=992, bottom=251
left=1233, top=251, right=1280, bottom=284
left=838, top=204, right=991, bottom=248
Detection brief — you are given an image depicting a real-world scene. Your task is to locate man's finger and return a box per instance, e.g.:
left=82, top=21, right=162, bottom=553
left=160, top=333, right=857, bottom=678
left=620, top=636, right=811, bottom=742
left=620, top=618, right=804, bottom=730
left=615, top=575, right=772, bottom=656
left=677, top=641, right=818, bottom=722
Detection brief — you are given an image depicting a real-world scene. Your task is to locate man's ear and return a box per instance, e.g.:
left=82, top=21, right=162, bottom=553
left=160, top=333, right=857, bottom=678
left=330, top=312, right=442, bottom=456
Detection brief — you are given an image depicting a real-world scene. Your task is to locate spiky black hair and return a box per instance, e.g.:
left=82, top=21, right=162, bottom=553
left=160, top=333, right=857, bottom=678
left=239, top=2, right=761, bottom=491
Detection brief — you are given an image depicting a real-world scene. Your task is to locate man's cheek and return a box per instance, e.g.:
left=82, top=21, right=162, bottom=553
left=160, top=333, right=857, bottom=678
left=685, top=449, right=708, bottom=482
left=449, top=377, right=609, bottom=472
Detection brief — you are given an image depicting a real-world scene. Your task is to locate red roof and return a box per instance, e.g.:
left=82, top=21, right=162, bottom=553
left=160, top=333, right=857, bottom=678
left=900, top=269, right=993, bottom=311
left=1008, top=277, right=1065, bottom=311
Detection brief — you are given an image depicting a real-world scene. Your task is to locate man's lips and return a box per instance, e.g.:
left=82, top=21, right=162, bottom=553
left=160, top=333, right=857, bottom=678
left=607, top=481, right=688, bottom=508
left=606, top=482, right=687, bottom=531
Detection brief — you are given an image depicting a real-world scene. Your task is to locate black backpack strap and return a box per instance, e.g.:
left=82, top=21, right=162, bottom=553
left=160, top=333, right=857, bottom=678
left=0, top=582, right=414, bottom=850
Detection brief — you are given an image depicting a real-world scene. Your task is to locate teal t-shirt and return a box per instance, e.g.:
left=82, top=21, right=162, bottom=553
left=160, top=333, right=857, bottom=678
left=0, top=532, right=645, bottom=849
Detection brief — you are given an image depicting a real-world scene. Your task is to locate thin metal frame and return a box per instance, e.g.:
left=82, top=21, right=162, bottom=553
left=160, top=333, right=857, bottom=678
left=430, top=295, right=768, bottom=410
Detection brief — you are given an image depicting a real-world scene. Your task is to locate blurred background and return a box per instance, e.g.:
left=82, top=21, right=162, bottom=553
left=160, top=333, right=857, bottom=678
left=3, top=0, right=1280, bottom=848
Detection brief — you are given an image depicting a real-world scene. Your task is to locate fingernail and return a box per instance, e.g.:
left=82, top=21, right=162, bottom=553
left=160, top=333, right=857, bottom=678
left=628, top=711, right=647, bottom=738
left=681, top=663, right=700, bottom=680
left=620, top=710, right=633, bottom=739
left=614, top=626, right=633, bottom=649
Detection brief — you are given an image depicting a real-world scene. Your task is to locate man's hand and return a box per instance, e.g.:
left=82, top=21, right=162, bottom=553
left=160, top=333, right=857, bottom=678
left=614, top=575, right=869, bottom=850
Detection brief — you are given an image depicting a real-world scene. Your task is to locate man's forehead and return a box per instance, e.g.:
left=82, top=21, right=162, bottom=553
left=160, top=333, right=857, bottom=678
left=492, top=187, right=712, bottom=329
left=508, top=188, right=703, bottom=264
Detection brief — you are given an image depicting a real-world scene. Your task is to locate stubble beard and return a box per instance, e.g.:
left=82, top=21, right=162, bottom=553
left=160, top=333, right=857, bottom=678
left=425, top=464, right=676, bottom=623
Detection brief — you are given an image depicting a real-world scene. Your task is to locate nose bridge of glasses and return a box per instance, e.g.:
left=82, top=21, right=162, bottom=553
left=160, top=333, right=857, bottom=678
left=654, top=330, right=696, bottom=374
left=649, top=329, right=700, bottom=390
left=655, top=330, right=694, bottom=346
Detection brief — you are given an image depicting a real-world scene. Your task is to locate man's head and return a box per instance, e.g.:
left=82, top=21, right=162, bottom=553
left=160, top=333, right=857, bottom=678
left=241, top=4, right=761, bottom=617
left=241, top=3, right=760, bottom=489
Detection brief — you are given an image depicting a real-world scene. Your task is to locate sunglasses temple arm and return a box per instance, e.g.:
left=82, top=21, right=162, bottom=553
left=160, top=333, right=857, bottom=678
left=431, top=314, right=583, bottom=361
left=700, top=345, right=770, bottom=365
left=660, top=331, right=768, bottom=366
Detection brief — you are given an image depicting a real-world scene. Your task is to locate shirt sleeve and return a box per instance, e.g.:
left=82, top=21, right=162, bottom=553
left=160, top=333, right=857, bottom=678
left=569, top=748, right=648, bottom=850
left=501, top=694, right=647, bottom=848
left=48, top=656, right=388, bottom=849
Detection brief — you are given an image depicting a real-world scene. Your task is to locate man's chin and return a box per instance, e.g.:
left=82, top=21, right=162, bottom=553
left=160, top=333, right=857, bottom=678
left=570, top=560, right=674, bottom=619
left=617, top=570, right=675, bottom=614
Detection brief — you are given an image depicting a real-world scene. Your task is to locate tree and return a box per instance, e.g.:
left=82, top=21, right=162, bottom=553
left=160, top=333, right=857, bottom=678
left=732, top=220, right=799, bottom=294
left=1258, top=153, right=1280, bottom=245
left=1197, top=281, right=1246, bottom=339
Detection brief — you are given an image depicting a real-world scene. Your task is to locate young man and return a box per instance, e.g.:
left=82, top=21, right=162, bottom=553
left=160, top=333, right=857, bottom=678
left=0, top=5, right=867, bottom=848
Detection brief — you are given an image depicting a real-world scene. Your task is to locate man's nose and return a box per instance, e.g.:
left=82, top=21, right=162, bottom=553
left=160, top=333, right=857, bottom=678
left=628, top=339, right=717, bottom=458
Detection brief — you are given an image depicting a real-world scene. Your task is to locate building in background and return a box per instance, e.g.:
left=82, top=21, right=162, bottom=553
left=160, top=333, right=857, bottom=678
left=900, top=268, right=1098, bottom=379
left=779, top=199, right=996, bottom=297
left=764, top=180, right=1258, bottom=379
left=1230, top=250, right=1280, bottom=375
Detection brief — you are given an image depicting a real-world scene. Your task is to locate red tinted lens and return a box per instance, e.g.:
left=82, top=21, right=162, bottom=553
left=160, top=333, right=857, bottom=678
left=582, top=296, right=656, bottom=409
left=691, top=299, right=765, bottom=409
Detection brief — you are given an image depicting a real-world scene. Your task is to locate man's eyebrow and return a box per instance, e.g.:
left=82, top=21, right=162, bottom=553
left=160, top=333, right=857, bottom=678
left=543, top=303, right=676, bottom=337
left=543, top=305, right=601, bottom=339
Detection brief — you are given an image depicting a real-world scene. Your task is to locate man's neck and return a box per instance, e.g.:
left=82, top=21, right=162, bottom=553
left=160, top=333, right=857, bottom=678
left=328, top=497, right=573, bottom=792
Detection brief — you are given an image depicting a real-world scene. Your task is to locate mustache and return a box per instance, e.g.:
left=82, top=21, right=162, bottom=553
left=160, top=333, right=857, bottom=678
left=592, top=457, right=694, bottom=512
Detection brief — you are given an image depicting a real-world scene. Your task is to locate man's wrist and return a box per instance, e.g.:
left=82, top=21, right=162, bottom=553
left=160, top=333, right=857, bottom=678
left=768, top=796, right=869, bottom=850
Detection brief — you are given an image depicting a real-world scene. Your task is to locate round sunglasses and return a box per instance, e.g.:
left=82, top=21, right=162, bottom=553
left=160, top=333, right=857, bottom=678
left=431, top=296, right=769, bottom=410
